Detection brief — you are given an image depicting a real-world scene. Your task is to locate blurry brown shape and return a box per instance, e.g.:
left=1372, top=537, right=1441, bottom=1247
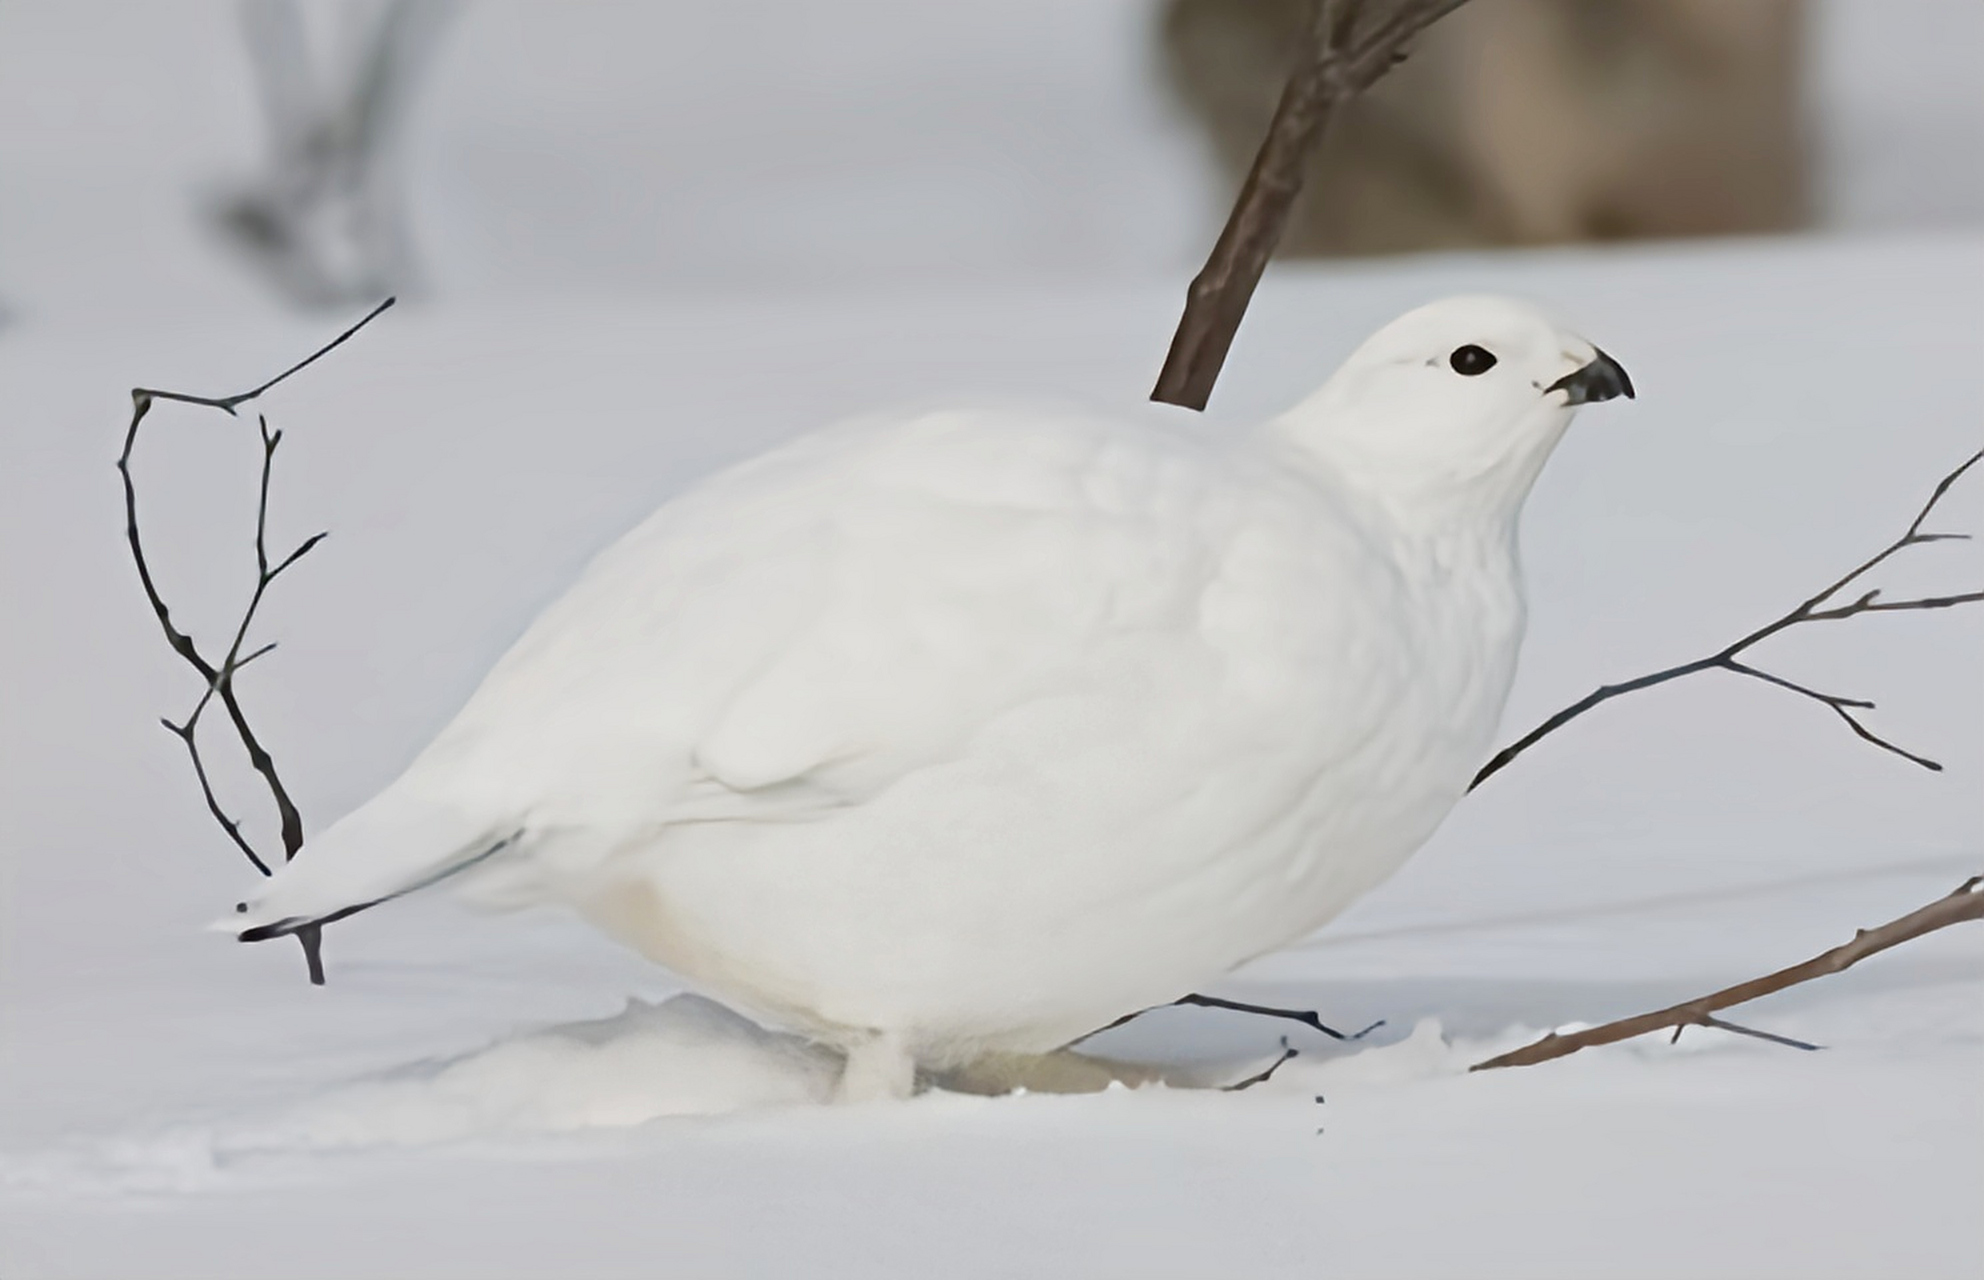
left=1162, top=0, right=1810, bottom=255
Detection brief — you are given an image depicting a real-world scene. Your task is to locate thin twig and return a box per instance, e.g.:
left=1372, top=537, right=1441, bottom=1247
left=160, top=718, right=271, bottom=877
left=132, top=296, right=396, bottom=416
left=1067, top=991, right=1382, bottom=1047
left=1174, top=993, right=1383, bottom=1042
left=1151, top=0, right=1470, bottom=410
left=1223, top=1038, right=1300, bottom=1091
left=118, top=298, right=395, bottom=985
left=1471, top=447, right=1984, bottom=790
left=1675, top=1014, right=1820, bottom=1053
left=1471, top=876, right=1984, bottom=1070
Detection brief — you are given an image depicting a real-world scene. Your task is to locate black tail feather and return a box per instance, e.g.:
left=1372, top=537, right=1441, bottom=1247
left=234, top=830, right=522, bottom=943
left=238, top=897, right=384, bottom=942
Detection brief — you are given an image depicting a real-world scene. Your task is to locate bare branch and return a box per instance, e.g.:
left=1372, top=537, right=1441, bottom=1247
left=1223, top=1038, right=1300, bottom=1091
left=161, top=716, right=272, bottom=877
left=132, top=296, right=395, bottom=416
left=1173, top=993, right=1383, bottom=1042
left=1822, top=701, right=1945, bottom=772
left=120, top=299, right=394, bottom=985
left=1470, top=658, right=1722, bottom=788
left=1472, top=447, right=1984, bottom=790
left=1718, top=659, right=1872, bottom=710
left=1472, top=877, right=1984, bottom=1071
left=1904, top=448, right=1984, bottom=537
left=1805, top=589, right=1984, bottom=620
left=235, top=641, right=280, bottom=670
left=1151, top=0, right=1470, bottom=410
left=269, top=532, right=330, bottom=580
left=1066, top=991, right=1382, bottom=1047
left=1681, top=1014, right=1820, bottom=1053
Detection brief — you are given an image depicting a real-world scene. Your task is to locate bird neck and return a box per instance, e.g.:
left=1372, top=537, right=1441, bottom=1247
left=1266, top=406, right=1566, bottom=555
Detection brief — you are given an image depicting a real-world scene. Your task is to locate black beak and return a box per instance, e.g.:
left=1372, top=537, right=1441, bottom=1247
left=1545, top=347, right=1634, bottom=406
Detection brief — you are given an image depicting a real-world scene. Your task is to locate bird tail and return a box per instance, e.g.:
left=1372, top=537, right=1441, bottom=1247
left=222, top=785, right=523, bottom=942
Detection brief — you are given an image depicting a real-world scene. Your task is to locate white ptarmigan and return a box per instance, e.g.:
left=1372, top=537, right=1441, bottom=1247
left=232, top=296, right=1632, bottom=1099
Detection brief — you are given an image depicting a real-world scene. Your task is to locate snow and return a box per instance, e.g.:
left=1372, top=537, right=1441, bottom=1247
left=2, top=231, right=1980, bottom=1277
left=167, top=995, right=840, bottom=1166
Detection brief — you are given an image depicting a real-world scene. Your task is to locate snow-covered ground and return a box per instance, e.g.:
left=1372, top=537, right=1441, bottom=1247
left=1, top=231, right=1980, bottom=1277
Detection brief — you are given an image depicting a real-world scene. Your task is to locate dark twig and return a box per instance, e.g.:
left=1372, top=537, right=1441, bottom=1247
left=1068, top=991, right=1382, bottom=1047
left=1670, top=1014, right=1820, bottom=1053
left=1173, top=993, right=1384, bottom=1042
left=160, top=717, right=271, bottom=877
left=1472, top=876, right=1984, bottom=1071
left=132, top=296, right=395, bottom=416
left=118, top=298, right=396, bottom=985
left=1471, top=447, right=1984, bottom=790
left=1223, top=1038, right=1300, bottom=1091
left=1151, top=0, right=1471, bottom=410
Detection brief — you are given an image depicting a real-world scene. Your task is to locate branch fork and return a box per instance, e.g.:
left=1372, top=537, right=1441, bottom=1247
left=120, top=297, right=395, bottom=984
left=1473, top=447, right=1984, bottom=790
left=1474, top=877, right=1984, bottom=1071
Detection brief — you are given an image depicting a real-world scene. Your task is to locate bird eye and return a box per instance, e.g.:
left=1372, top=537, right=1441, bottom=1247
left=1449, top=345, right=1497, bottom=376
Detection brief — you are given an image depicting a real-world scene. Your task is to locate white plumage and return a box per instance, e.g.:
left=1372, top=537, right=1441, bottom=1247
left=233, top=295, right=1631, bottom=1099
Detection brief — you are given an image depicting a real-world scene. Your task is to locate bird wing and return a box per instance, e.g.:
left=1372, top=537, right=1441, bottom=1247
left=235, top=405, right=1382, bottom=929
left=526, top=406, right=1245, bottom=814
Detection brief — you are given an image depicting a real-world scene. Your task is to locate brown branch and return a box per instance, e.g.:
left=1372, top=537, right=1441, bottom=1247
left=1471, top=447, right=1984, bottom=790
left=1151, top=0, right=1471, bottom=410
left=118, top=297, right=395, bottom=985
left=1472, top=876, right=1984, bottom=1071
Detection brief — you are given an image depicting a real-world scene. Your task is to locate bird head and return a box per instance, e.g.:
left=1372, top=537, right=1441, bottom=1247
left=1276, top=295, right=1631, bottom=522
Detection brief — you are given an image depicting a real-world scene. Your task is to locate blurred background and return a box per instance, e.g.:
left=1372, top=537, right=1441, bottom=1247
left=0, top=0, right=1977, bottom=322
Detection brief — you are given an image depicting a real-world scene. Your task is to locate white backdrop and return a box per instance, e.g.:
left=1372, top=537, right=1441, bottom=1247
left=0, top=0, right=1979, bottom=320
